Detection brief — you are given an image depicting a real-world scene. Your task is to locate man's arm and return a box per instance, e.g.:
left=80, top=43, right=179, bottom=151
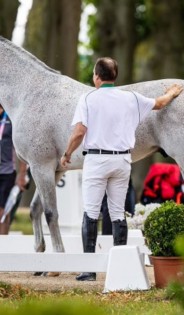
left=60, top=123, right=87, bottom=168
left=153, top=83, right=183, bottom=110
left=15, top=160, right=27, bottom=191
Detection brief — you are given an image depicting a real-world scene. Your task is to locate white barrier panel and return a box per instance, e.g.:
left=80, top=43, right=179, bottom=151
left=0, top=252, right=108, bottom=273
left=104, top=246, right=150, bottom=292
left=0, top=246, right=150, bottom=292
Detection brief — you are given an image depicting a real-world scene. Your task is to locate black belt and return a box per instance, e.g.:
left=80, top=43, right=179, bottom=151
left=83, top=149, right=130, bottom=156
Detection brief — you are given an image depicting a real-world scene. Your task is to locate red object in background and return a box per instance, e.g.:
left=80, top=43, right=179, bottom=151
left=142, top=163, right=183, bottom=202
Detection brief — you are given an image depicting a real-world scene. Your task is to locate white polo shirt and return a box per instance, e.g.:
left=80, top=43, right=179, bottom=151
left=72, top=85, right=155, bottom=151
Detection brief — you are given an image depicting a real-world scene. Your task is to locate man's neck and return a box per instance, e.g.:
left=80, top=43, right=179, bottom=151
left=96, top=81, right=115, bottom=88
left=100, top=83, right=115, bottom=88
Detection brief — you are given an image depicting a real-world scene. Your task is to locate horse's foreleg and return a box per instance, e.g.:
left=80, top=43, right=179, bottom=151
left=31, top=164, right=65, bottom=253
left=30, top=190, right=45, bottom=252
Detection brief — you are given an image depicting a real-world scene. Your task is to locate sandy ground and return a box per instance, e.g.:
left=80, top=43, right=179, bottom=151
left=0, top=267, right=154, bottom=292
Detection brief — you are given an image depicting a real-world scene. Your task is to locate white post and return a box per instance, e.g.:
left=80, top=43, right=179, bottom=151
left=42, top=170, right=83, bottom=234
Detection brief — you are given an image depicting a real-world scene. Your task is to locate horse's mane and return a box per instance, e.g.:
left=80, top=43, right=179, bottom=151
left=0, top=36, right=61, bottom=75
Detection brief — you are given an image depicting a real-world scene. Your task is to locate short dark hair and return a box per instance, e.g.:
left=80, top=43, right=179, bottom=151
left=94, top=57, right=118, bottom=81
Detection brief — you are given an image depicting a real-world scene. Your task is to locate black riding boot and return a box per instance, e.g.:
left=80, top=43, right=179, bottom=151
left=76, top=212, right=98, bottom=281
left=112, top=219, right=128, bottom=245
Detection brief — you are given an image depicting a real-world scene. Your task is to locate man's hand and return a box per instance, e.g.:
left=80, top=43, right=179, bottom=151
left=154, top=83, right=183, bottom=110
left=166, top=83, right=183, bottom=98
left=60, top=153, right=71, bottom=169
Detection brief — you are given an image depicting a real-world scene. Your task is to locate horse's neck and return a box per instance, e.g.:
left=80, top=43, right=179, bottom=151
left=0, top=40, right=90, bottom=122
left=0, top=39, right=57, bottom=119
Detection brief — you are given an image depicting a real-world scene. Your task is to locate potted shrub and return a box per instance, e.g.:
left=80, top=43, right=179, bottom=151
left=144, top=201, right=184, bottom=288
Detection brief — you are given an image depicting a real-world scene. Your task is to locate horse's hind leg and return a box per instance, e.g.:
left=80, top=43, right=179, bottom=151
left=30, top=190, right=45, bottom=252
left=31, top=164, right=65, bottom=253
left=30, top=190, right=46, bottom=276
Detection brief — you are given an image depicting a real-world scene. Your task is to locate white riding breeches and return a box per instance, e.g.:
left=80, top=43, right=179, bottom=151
left=82, top=153, right=131, bottom=221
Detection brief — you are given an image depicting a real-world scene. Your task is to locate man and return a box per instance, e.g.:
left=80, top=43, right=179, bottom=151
left=0, top=104, right=27, bottom=234
left=101, top=177, right=135, bottom=235
left=60, top=57, right=183, bottom=281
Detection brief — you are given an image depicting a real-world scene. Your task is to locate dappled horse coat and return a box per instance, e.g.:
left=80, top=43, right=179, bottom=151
left=0, top=36, right=183, bottom=253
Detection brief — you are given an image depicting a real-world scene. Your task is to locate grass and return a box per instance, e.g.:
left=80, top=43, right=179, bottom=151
left=0, top=282, right=183, bottom=315
left=5, top=210, right=184, bottom=314
left=10, top=208, right=33, bottom=235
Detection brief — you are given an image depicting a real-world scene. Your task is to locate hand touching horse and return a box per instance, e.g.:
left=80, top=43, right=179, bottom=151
left=0, top=36, right=183, bottom=255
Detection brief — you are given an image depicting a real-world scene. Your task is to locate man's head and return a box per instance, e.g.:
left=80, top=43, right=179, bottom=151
left=93, top=57, right=118, bottom=88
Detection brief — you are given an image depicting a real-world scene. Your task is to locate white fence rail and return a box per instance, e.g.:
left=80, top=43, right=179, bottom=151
left=0, top=231, right=151, bottom=292
left=0, top=230, right=149, bottom=253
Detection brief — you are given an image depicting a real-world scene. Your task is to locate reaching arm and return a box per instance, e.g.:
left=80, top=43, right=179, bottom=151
left=60, top=123, right=87, bottom=168
left=153, top=83, right=183, bottom=110
left=15, top=160, right=27, bottom=191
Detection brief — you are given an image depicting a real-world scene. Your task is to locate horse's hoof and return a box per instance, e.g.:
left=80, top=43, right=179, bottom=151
left=76, top=272, right=96, bottom=281
left=43, top=272, right=60, bottom=277
left=33, top=272, right=44, bottom=276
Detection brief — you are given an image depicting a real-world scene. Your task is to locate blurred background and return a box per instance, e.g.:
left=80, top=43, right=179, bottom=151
left=1, top=0, right=184, bottom=205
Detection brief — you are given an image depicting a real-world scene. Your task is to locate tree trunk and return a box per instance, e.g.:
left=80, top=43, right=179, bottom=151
left=135, top=0, right=184, bottom=80
left=0, top=0, right=19, bottom=39
left=24, top=0, right=81, bottom=79
left=55, top=0, right=82, bottom=78
left=95, top=0, right=136, bottom=85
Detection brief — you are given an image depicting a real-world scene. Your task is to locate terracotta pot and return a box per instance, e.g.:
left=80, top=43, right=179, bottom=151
left=151, top=256, right=184, bottom=288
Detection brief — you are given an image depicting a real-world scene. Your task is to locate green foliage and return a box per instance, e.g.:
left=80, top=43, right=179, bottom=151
left=78, top=54, right=94, bottom=85
left=135, top=0, right=152, bottom=41
left=87, top=11, right=98, bottom=53
left=10, top=210, right=33, bottom=235
left=0, top=298, right=106, bottom=315
left=167, top=235, right=184, bottom=311
left=167, top=282, right=184, bottom=311
left=144, top=201, right=184, bottom=256
left=82, top=0, right=152, bottom=55
left=175, top=235, right=184, bottom=257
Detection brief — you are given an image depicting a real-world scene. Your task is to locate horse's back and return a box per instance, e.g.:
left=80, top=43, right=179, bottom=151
left=123, top=79, right=184, bottom=162
left=12, top=72, right=91, bottom=165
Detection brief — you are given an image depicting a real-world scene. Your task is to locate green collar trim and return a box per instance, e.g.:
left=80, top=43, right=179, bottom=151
left=100, top=83, right=115, bottom=88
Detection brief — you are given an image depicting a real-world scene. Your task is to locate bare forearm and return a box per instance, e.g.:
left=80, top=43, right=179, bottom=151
left=16, top=161, right=27, bottom=190
left=65, top=134, right=84, bottom=156
left=154, top=84, right=183, bottom=110
left=18, top=161, right=27, bottom=175
left=61, top=123, right=87, bottom=168
left=154, top=92, right=175, bottom=109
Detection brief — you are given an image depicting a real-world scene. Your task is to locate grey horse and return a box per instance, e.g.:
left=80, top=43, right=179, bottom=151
left=0, top=36, right=183, bottom=254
